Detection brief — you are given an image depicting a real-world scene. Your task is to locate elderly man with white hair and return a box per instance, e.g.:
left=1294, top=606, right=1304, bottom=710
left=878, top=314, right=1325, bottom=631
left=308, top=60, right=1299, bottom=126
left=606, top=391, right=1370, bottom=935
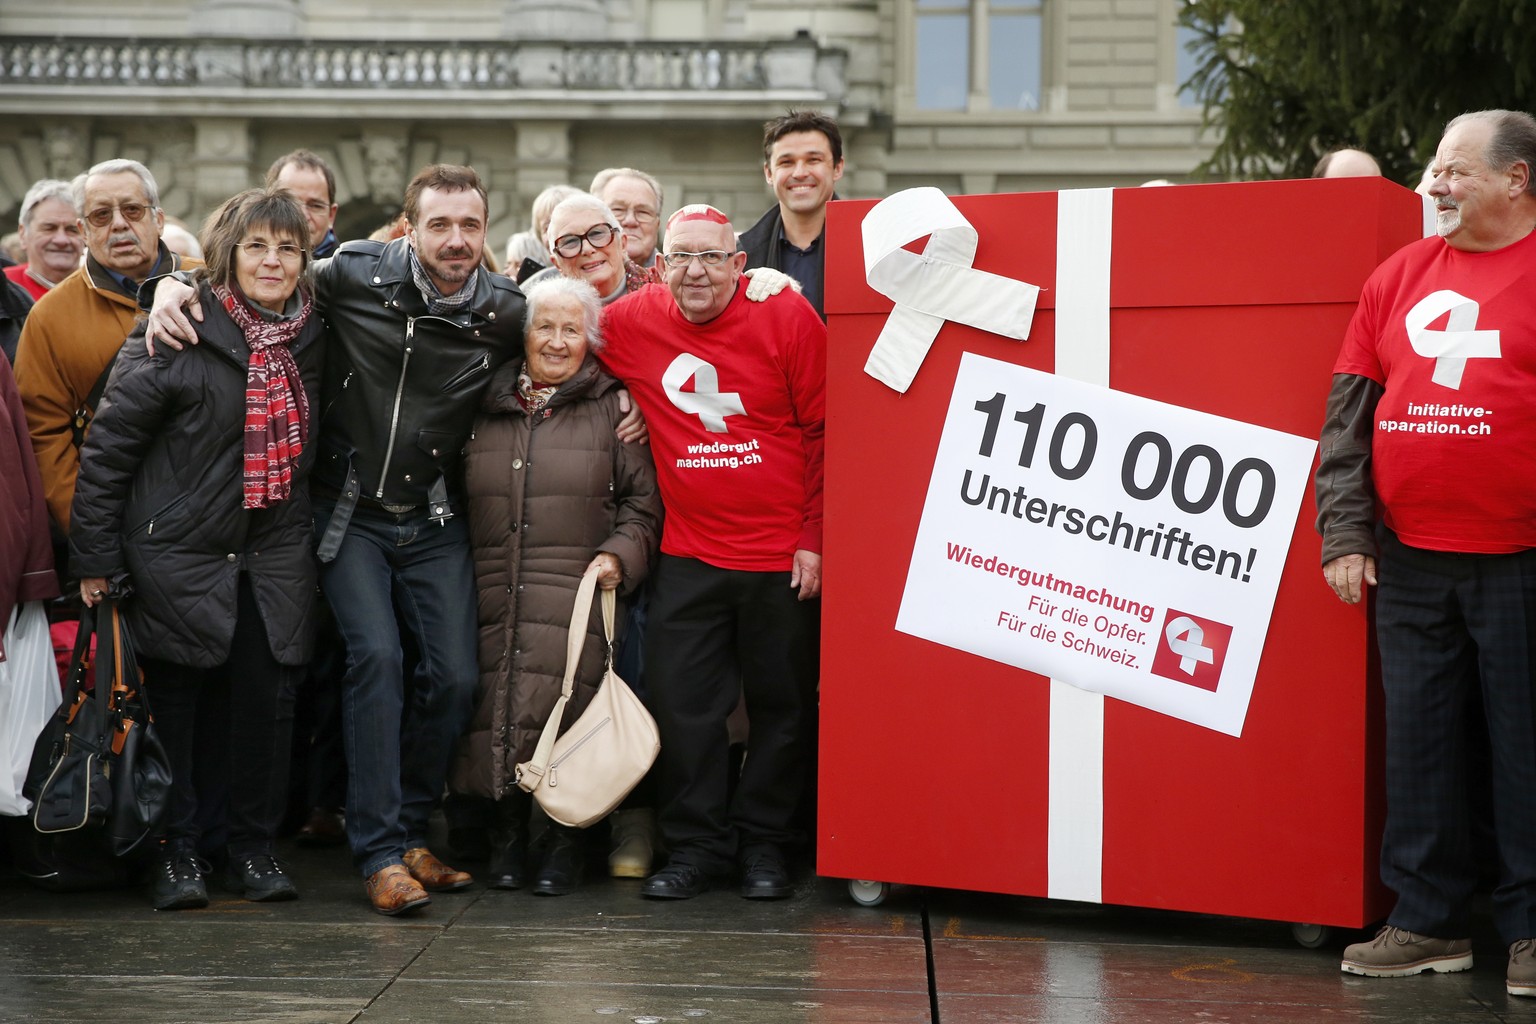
left=5, top=179, right=84, bottom=302
left=594, top=204, right=825, bottom=902
left=1318, top=109, right=1536, bottom=993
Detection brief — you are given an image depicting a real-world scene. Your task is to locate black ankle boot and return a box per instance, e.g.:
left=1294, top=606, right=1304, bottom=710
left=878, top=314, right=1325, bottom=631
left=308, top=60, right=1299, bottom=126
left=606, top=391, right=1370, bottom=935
left=487, top=795, right=528, bottom=890
left=532, top=824, right=583, bottom=896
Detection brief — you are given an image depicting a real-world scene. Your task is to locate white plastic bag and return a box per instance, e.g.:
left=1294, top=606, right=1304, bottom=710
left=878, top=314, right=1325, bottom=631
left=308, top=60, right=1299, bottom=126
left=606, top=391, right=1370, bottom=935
left=0, top=601, right=62, bottom=816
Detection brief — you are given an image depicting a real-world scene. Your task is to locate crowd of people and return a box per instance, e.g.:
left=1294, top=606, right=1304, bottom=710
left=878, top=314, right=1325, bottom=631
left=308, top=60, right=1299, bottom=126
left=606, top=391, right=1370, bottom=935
left=4, top=100, right=1536, bottom=999
left=0, top=108, right=839, bottom=916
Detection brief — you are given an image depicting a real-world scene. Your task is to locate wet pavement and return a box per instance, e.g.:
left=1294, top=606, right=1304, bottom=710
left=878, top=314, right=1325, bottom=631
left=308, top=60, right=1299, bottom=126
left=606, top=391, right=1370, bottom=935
left=0, top=833, right=1530, bottom=1024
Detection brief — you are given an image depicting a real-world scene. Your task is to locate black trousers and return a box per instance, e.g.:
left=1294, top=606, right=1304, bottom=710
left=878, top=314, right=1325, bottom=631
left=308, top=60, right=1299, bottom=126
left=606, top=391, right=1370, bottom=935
left=1375, top=529, right=1536, bottom=943
left=143, top=575, right=300, bottom=859
left=643, top=555, right=820, bottom=872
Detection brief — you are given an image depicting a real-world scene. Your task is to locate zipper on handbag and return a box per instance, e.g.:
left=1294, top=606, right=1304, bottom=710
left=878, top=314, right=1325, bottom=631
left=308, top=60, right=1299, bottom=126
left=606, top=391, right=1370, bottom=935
left=35, top=749, right=97, bottom=834
left=546, top=716, right=612, bottom=788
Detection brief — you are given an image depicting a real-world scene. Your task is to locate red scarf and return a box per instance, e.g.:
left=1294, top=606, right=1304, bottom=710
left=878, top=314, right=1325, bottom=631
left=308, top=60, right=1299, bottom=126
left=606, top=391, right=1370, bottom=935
left=213, top=283, right=313, bottom=509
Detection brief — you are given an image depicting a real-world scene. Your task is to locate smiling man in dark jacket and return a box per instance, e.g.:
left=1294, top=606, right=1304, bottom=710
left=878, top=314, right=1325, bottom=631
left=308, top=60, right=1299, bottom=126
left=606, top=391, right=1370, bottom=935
left=146, top=165, right=529, bottom=916
left=738, top=110, right=844, bottom=321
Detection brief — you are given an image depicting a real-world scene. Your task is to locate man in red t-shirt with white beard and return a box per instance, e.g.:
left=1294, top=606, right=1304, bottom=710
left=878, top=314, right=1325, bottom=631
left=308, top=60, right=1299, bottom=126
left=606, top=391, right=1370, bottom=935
left=1317, top=109, right=1536, bottom=993
left=598, top=204, right=825, bottom=901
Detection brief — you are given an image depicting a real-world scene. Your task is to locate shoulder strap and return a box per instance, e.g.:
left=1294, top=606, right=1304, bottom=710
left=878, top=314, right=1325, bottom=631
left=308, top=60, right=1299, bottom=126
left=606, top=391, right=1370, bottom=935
left=517, top=563, right=606, bottom=790
left=71, top=350, right=119, bottom=450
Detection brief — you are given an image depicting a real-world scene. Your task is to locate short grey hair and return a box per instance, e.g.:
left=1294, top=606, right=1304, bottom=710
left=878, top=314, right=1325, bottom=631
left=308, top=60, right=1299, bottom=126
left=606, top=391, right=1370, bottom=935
left=19, top=179, right=75, bottom=226
left=71, top=158, right=161, bottom=213
left=523, top=275, right=605, bottom=352
left=590, top=167, right=663, bottom=211
left=545, top=193, right=622, bottom=250
left=1445, top=109, right=1536, bottom=195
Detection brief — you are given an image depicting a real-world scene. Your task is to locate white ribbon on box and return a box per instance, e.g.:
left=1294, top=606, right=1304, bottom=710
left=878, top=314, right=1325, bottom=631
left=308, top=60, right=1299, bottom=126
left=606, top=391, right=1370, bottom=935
left=861, top=187, right=1041, bottom=393
left=1047, top=188, right=1114, bottom=904
left=858, top=186, right=1113, bottom=903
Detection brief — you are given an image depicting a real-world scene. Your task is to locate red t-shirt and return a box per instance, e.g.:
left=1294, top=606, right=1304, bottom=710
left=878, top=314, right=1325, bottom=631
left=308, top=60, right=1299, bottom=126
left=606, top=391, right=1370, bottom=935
left=599, top=282, right=826, bottom=572
left=4, top=264, right=49, bottom=303
left=1334, top=229, right=1536, bottom=553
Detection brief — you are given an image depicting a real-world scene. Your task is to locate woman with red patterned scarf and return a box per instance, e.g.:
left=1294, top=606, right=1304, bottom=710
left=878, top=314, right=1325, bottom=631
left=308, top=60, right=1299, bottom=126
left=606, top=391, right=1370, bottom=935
left=70, top=188, right=325, bottom=912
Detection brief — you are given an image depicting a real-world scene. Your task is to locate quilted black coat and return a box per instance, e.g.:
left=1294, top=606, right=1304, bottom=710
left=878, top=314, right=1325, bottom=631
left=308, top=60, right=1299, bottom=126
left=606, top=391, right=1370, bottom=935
left=69, top=284, right=326, bottom=668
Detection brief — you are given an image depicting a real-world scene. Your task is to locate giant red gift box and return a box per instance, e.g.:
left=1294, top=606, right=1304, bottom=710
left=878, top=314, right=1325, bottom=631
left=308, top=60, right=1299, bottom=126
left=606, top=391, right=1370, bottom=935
left=818, top=178, right=1422, bottom=927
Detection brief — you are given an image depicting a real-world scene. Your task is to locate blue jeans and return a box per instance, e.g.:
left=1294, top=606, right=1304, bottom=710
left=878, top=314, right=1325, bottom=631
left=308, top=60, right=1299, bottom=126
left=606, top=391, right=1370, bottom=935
left=314, top=503, right=479, bottom=878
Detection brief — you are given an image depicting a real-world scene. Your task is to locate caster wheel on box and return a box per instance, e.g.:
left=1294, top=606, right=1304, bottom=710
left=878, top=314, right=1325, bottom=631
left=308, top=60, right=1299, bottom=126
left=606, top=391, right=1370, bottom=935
left=848, top=879, right=889, bottom=907
left=1291, top=922, right=1331, bottom=949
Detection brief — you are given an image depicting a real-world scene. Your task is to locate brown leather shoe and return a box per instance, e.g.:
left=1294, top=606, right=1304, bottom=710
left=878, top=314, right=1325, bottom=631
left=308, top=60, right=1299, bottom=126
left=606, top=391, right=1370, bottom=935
left=295, top=806, right=345, bottom=847
left=401, top=847, right=473, bottom=892
left=364, top=865, right=430, bottom=916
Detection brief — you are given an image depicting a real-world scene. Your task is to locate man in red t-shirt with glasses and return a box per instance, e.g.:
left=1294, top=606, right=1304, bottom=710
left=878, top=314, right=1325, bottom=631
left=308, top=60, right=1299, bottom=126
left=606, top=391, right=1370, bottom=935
left=1317, top=109, right=1536, bottom=994
left=599, top=204, right=825, bottom=902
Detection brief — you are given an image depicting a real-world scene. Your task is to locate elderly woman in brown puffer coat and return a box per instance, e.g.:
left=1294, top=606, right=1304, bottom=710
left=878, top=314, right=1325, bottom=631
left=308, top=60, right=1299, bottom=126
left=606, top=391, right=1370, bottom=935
left=448, top=275, right=661, bottom=896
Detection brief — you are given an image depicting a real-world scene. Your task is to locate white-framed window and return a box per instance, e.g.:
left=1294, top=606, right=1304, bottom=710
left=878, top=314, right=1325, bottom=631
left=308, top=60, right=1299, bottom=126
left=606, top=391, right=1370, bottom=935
left=914, top=0, right=1045, bottom=113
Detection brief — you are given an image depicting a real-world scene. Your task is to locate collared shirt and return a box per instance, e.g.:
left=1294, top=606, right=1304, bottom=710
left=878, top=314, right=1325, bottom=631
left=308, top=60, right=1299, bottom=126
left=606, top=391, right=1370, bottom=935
left=104, top=250, right=164, bottom=301
left=313, top=229, right=339, bottom=260
left=777, top=226, right=823, bottom=319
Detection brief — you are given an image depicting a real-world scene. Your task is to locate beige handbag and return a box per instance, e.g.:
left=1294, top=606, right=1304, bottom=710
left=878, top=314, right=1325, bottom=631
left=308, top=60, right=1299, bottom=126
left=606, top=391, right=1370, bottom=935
left=515, top=563, right=660, bottom=828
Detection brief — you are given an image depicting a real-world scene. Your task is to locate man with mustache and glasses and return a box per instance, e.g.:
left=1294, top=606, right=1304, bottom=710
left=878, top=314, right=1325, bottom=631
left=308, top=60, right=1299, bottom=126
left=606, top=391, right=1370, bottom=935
left=145, top=164, right=642, bottom=917
left=15, top=159, right=197, bottom=534
left=1316, top=109, right=1536, bottom=994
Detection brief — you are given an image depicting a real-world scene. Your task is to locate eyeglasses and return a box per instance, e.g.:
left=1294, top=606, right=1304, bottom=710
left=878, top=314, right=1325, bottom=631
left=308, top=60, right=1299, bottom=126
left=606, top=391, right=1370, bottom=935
left=609, top=204, right=659, bottom=226
left=236, top=240, right=306, bottom=263
left=552, top=223, right=619, bottom=258
left=82, top=202, right=154, bottom=228
left=301, top=199, right=333, bottom=215
left=661, top=250, right=735, bottom=268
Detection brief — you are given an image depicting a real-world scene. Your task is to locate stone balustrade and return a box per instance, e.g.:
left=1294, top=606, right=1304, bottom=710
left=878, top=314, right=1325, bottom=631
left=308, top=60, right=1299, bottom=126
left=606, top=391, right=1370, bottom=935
left=0, top=36, right=841, bottom=95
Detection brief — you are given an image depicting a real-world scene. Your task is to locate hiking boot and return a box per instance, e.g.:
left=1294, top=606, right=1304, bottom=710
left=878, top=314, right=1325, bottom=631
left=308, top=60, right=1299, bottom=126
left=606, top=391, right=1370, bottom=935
left=1509, top=939, right=1536, bottom=997
left=607, top=808, right=654, bottom=879
left=151, top=841, right=210, bottom=912
left=224, top=852, right=298, bottom=902
left=1340, top=926, right=1472, bottom=977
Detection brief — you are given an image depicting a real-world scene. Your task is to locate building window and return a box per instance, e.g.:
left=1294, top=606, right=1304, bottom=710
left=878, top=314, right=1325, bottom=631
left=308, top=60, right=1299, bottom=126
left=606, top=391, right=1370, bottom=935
left=1174, top=21, right=1201, bottom=108
left=916, top=0, right=1044, bottom=112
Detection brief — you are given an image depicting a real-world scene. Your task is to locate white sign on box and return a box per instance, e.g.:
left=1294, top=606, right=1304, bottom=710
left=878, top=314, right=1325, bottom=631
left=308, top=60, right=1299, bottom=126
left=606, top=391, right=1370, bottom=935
left=896, top=352, right=1318, bottom=736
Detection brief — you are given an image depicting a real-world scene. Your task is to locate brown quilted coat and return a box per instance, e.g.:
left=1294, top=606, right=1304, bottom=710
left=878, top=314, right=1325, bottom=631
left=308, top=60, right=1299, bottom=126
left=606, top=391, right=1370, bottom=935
left=448, top=354, right=661, bottom=800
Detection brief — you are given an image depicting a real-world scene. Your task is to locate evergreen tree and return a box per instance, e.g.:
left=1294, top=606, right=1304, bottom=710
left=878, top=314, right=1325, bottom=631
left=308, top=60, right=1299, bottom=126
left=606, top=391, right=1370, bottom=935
left=1179, top=1, right=1536, bottom=184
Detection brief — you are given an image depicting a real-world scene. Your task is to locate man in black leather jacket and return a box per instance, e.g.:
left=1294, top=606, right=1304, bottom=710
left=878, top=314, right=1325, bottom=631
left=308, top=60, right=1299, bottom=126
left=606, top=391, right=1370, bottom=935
left=147, top=166, right=526, bottom=915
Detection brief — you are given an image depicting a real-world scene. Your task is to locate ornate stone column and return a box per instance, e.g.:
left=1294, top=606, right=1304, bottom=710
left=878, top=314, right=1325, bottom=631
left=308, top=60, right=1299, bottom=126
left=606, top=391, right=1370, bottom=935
left=513, top=122, right=573, bottom=211
left=191, top=118, right=253, bottom=221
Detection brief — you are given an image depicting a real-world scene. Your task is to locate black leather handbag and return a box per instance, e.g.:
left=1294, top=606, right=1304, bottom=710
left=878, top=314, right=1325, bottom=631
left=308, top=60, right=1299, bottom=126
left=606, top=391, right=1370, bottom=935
left=23, top=600, right=171, bottom=861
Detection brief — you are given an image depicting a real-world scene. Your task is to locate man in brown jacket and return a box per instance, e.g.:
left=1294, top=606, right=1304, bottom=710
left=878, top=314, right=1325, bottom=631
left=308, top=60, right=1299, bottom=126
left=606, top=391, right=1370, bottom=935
left=15, top=158, right=196, bottom=531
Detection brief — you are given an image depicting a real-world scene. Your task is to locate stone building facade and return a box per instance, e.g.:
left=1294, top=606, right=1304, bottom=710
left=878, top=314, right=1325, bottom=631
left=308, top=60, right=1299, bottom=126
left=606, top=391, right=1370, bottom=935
left=0, top=0, right=1213, bottom=250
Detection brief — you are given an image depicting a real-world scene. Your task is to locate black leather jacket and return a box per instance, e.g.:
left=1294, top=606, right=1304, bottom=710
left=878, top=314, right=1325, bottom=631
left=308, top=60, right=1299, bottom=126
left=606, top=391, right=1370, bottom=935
left=308, top=238, right=526, bottom=555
